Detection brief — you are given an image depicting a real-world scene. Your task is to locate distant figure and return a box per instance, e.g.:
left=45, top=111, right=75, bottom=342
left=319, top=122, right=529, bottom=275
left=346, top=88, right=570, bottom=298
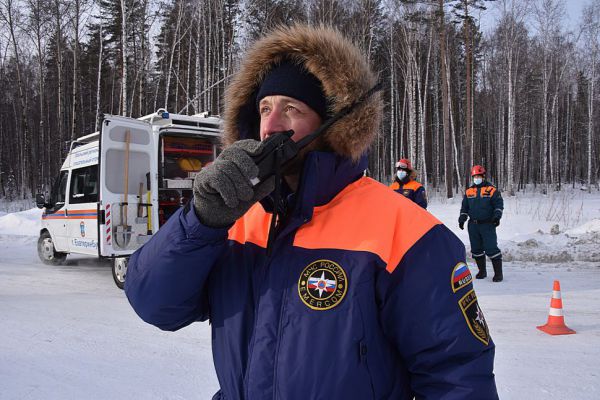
left=390, top=158, right=428, bottom=209
left=459, top=165, right=504, bottom=282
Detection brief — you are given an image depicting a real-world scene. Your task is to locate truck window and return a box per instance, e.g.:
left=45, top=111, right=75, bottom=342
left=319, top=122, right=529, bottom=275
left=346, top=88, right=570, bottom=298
left=69, top=165, right=99, bottom=204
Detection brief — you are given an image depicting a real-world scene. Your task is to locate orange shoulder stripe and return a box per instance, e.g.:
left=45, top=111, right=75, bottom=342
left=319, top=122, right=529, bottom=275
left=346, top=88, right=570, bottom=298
left=389, top=181, right=400, bottom=190
left=294, top=177, right=441, bottom=273
left=403, top=180, right=423, bottom=190
left=228, top=203, right=272, bottom=248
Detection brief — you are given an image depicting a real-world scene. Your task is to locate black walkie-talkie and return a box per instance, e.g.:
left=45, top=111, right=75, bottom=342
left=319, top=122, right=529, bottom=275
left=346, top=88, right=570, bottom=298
left=250, top=82, right=383, bottom=186
left=249, top=130, right=299, bottom=186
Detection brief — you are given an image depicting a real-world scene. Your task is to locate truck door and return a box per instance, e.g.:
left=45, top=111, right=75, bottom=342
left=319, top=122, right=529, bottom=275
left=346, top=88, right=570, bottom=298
left=66, top=164, right=99, bottom=255
left=41, top=170, right=70, bottom=252
left=99, top=115, right=154, bottom=257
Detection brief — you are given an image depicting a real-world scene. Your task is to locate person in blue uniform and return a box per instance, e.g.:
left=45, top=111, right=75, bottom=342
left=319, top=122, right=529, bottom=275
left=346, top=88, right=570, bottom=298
left=389, top=158, right=427, bottom=209
left=459, top=165, right=504, bottom=282
left=125, top=25, right=499, bottom=399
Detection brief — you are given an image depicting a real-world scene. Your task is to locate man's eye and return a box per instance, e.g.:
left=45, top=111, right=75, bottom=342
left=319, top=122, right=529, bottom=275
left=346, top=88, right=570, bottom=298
left=285, top=105, right=298, bottom=113
left=260, top=106, right=270, bottom=115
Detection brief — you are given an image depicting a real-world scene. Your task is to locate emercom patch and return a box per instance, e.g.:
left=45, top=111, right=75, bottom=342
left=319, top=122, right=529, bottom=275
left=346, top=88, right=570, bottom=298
left=458, top=289, right=490, bottom=345
left=298, top=259, right=348, bottom=311
left=451, top=262, right=473, bottom=293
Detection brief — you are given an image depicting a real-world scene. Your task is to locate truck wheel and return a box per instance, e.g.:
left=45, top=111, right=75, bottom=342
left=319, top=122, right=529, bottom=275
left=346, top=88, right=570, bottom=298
left=37, top=231, right=67, bottom=265
left=112, top=257, right=128, bottom=290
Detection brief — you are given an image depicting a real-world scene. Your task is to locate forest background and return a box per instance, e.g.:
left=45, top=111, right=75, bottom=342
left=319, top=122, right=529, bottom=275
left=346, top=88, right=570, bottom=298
left=0, top=0, right=599, bottom=201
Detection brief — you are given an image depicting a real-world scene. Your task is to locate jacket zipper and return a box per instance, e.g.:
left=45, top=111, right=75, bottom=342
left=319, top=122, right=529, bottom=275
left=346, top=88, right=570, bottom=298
left=271, top=271, right=291, bottom=400
left=244, top=214, right=295, bottom=400
left=243, top=252, right=272, bottom=399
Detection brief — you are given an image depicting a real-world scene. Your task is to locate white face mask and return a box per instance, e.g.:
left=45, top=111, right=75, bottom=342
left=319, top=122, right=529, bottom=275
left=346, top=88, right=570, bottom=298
left=397, top=170, right=408, bottom=180
left=473, top=177, right=483, bottom=185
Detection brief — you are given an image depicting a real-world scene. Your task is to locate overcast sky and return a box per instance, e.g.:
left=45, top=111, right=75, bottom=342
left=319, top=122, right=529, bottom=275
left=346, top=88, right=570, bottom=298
left=478, top=0, right=587, bottom=34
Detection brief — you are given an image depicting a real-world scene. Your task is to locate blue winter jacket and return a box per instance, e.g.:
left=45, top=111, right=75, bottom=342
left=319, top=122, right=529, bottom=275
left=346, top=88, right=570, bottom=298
left=390, top=179, right=428, bottom=209
left=460, top=181, right=504, bottom=222
left=125, top=152, right=498, bottom=400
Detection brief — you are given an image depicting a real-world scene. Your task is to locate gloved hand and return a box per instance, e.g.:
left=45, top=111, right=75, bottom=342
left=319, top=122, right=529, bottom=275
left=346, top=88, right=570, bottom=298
left=193, top=140, right=275, bottom=228
left=458, top=214, right=468, bottom=230
left=492, top=217, right=500, bottom=227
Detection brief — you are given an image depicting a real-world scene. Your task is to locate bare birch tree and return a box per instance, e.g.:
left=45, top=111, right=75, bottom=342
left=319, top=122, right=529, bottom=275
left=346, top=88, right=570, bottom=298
left=581, top=1, right=600, bottom=192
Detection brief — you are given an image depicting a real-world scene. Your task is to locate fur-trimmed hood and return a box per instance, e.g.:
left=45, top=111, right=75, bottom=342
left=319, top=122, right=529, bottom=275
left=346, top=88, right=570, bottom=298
left=222, top=24, right=382, bottom=161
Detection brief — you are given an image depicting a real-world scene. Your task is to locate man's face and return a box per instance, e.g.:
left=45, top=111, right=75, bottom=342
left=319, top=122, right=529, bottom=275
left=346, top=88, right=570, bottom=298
left=258, top=95, right=322, bottom=142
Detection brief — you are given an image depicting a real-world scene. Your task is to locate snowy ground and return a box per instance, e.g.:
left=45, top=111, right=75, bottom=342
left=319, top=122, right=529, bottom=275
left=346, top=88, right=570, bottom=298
left=1, top=188, right=599, bottom=399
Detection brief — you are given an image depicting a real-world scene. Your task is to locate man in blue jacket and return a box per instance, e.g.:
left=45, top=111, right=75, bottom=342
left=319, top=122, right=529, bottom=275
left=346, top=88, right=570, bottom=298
left=125, top=25, right=498, bottom=399
left=459, top=165, right=504, bottom=282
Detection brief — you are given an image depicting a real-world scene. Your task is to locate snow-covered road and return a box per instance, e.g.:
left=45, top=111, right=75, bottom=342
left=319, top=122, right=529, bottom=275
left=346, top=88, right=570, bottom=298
left=2, top=187, right=600, bottom=399
left=1, top=236, right=598, bottom=399
left=0, top=236, right=219, bottom=400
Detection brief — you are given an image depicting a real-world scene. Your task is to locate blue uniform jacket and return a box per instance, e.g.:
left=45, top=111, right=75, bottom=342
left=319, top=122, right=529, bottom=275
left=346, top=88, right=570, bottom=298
left=390, top=179, right=428, bottom=209
left=126, top=152, right=498, bottom=400
left=460, top=181, right=504, bottom=222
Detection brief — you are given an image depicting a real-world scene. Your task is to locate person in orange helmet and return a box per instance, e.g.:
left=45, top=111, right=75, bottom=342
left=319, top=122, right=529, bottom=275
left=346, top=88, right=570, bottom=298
left=459, top=165, right=504, bottom=282
left=390, top=158, right=427, bottom=209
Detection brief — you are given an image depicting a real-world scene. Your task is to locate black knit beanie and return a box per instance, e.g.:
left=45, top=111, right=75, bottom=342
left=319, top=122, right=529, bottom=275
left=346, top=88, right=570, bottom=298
left=256, top=61, right=329, bottom=120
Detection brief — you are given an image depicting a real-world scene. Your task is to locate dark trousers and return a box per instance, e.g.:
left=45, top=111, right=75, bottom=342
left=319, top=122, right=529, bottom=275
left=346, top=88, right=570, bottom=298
left=468, top=221, right=501, bottom=259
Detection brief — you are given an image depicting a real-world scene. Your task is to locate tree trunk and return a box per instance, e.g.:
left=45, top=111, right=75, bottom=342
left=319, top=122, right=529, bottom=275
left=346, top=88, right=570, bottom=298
left=438, top=0, right=452, bottom=197
left=71, top=0, right=80, bottom=141
left=120, top=0, right=128, bottom=116
left=95, top=21, right=104, bottom=132
left=5, top=0, right=32, bottom=196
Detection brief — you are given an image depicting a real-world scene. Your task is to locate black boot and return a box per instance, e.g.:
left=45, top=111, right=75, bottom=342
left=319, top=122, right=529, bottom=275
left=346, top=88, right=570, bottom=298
left=492, top=258, right=503, bottom=282
left=474, top=256, right=487, bottom=279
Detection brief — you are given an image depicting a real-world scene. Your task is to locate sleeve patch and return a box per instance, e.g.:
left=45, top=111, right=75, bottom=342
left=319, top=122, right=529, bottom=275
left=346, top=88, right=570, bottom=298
left=458, top=289, right=490, bottom=345
left=451, top=262, right=473, bottom=293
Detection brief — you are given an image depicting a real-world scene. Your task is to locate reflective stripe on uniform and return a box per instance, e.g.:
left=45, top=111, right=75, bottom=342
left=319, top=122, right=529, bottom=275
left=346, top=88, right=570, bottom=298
left=294, top=177, right=441, bottom=273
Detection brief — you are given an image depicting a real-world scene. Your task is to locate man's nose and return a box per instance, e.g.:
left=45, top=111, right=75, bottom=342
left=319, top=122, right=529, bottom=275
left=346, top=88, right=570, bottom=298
left=261, top=112, right=287, bottom=140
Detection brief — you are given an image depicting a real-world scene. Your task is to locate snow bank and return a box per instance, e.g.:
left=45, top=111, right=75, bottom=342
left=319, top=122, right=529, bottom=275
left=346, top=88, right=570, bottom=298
left=565, top=219, right=600, bottom=236
left=499, top=218, right=600, bottom=263
left=0, top=208, right=42, bottom=236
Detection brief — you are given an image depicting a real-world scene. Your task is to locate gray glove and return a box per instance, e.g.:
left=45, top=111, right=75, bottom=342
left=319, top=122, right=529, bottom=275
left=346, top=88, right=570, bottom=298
left=193, top=139, right=275, bottom=228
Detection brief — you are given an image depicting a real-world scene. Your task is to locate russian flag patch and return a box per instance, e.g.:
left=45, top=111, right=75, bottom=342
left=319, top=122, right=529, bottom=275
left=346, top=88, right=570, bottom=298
left=451, top=262, right=473, bottom=293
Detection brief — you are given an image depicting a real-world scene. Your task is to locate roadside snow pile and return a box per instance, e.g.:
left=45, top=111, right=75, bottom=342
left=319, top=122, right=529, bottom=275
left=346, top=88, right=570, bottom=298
left=565, top=219, right=600, bottom=236
left=0, top=208, right=42, bottom=236
left=501, top=219, right=600, bottom=263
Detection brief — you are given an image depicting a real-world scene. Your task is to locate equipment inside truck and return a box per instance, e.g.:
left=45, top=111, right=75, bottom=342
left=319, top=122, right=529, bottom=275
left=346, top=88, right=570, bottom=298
left=158, top=135, right=215, bottom=224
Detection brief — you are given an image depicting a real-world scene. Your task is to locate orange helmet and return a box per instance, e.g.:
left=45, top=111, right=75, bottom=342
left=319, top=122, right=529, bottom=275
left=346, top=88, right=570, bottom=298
left=471, top=165, right=486, bottom=176
left=396, top=158, right=412, bottom=170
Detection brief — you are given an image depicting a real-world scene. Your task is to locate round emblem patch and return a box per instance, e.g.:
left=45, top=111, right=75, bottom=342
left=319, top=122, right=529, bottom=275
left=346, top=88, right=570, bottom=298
left=298, top=259, right=348, bottom=311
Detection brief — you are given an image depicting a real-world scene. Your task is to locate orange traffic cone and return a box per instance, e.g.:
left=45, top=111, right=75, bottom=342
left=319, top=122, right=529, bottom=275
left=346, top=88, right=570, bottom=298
left=537, top=280, right=576, bottom=335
